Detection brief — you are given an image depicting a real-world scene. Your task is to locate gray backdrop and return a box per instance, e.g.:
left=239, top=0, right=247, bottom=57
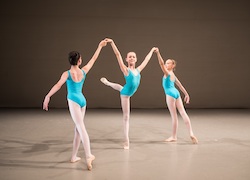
left=1, top=0, right=250, bottom=109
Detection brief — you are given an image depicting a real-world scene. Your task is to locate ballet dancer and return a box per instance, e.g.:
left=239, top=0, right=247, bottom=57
left=43, top=39, right=107, bottom=170
left=154, top=48, right=198, bottom=144
left=101, top=38, right=156, bottom=149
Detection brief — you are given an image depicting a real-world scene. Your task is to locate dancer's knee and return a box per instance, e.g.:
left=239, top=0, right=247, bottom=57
left=123, top=114, right=130, bottom=121
left=178, top=109, right=190, bottom=124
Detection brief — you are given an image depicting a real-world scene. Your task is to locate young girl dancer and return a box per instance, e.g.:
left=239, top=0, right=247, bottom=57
left=155, top=48, right=198, bottom=144
left=43, top=39, right=107, bottom=170
left=100, top=38, right=156, bottom=150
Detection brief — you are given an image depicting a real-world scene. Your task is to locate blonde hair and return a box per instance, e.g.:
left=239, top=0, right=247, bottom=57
left=166, top=59, right=177, bottom=71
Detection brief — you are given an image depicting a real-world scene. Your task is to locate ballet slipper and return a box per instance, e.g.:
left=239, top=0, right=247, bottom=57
left=70, top=156, right=81, bottom=163
left=100, top=77, right=108, bottom=85
left=164, top=137, right=177, bottom=142
left=123, top=145, right=129, bottom=150
left=190, top=135, right=198, bottom=144
left=87, top=155, right=95, bottom=171
left=123, top=141, right=130, bottom=150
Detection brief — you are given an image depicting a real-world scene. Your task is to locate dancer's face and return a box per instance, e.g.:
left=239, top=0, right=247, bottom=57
left=165, top=59, right=175, bottom=70
left=126, top=52, right=137, bottom=65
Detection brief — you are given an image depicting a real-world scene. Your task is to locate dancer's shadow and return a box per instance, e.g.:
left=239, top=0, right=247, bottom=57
left=0, top=138, right=83, bottom=171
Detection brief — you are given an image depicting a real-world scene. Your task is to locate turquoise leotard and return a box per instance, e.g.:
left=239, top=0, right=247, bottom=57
left=120, top=69, right=141, bottom=97
left=162, top=75, right=180, bottom=99
left=66, top=70, right=86, bottom=107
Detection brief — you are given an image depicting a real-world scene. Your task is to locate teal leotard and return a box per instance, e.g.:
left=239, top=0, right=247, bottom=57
left=66, top=70, right=86, bottom=107
left=120, top=69, right=141, bottom=97
left=162, top=75, right=180, bottom=99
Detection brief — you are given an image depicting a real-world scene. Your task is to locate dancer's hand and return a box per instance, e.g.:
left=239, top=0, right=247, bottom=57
left=43, top=96, right=50, bottom=111
left=152, top=47, right=158, bottom=52
left=105, top=38, right=113, bottom=43
left=184, top=94, right=190, bottom=104
left=154, top=47, right=159, bottom=53
left=99, top=39, right=108, bottom=47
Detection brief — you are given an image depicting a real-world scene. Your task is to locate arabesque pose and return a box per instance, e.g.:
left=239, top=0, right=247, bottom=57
left=101, top=38, right=156, bottom=149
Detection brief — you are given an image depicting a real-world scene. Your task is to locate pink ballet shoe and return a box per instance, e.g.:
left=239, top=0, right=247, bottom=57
left=123, top=141, right=130, bottom=150
left=190, top=136, right=198, bottom=144
left=70, top=156, right=81, bottom=163
left=87, top=155, right=95, bottom=171
left=164, top=137, right=177, bottom=142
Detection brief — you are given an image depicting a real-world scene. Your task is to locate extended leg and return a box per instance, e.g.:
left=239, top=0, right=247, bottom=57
left=100, top=77, right=123, bottom=91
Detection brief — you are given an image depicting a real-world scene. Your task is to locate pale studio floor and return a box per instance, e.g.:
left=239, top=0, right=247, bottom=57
left=0, top=108, right=250, bottom=180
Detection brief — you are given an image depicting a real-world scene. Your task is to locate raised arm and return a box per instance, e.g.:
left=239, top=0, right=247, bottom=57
left=137, top=47, right=156, bottom=72
left=106, top=38, right=127, bottom=74
left=175, top=77, right=190, bottom=104
left=155, top=48, right=169, bottom=75
left=82, top=39, right=107, bottom=74
left=43, top=71, right=68, bottom=111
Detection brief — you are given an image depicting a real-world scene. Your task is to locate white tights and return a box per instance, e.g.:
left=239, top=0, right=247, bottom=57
left=104, top=80, right=130, bottom=144
left=68, top=99, right=92, bottom=159
left=166, top=95, right=194, bottom=139
left=121, top=95, right=130, bottom=143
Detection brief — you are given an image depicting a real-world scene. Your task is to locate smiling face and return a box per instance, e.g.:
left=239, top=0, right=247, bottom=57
left=165, top=59, right=176, bottom=71
left=126, top=52, right=137, bottom=65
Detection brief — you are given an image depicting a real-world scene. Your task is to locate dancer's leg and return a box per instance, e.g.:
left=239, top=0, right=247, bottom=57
left=100, top=77, right=123, bottom=91
left=165, top=95, right=178, bottom=142
left=176, top=98, right=198, bottom=144
left=71, top=127, right=81, bottom=163
left=101, top=78, right=131, bottom=149
left=121, top=95, right=130, bottom=149
left=68, top=100, right=95, bottom=170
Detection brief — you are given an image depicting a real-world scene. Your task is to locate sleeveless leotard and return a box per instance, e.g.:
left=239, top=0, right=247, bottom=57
left=66, top=70, right=86, bottom=107
left=120, top=69, right=141, bottom=97
left=162, top=75, right=180, bottom=99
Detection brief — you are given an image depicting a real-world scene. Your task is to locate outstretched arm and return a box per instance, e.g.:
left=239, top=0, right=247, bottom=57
left=43, top=71, right=68, bottom=111
left=82, top=39, right=107, bottom=74
left=137, top=47, right=157, bottom=72
left=106, top=38, right=127, bottom=75
left=155, top=48, right=169, bottom=75
left=175, top=77, right=190, bottom=104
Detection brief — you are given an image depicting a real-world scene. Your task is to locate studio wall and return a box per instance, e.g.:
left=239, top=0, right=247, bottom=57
left=1, top=0, right=250, bottom=108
